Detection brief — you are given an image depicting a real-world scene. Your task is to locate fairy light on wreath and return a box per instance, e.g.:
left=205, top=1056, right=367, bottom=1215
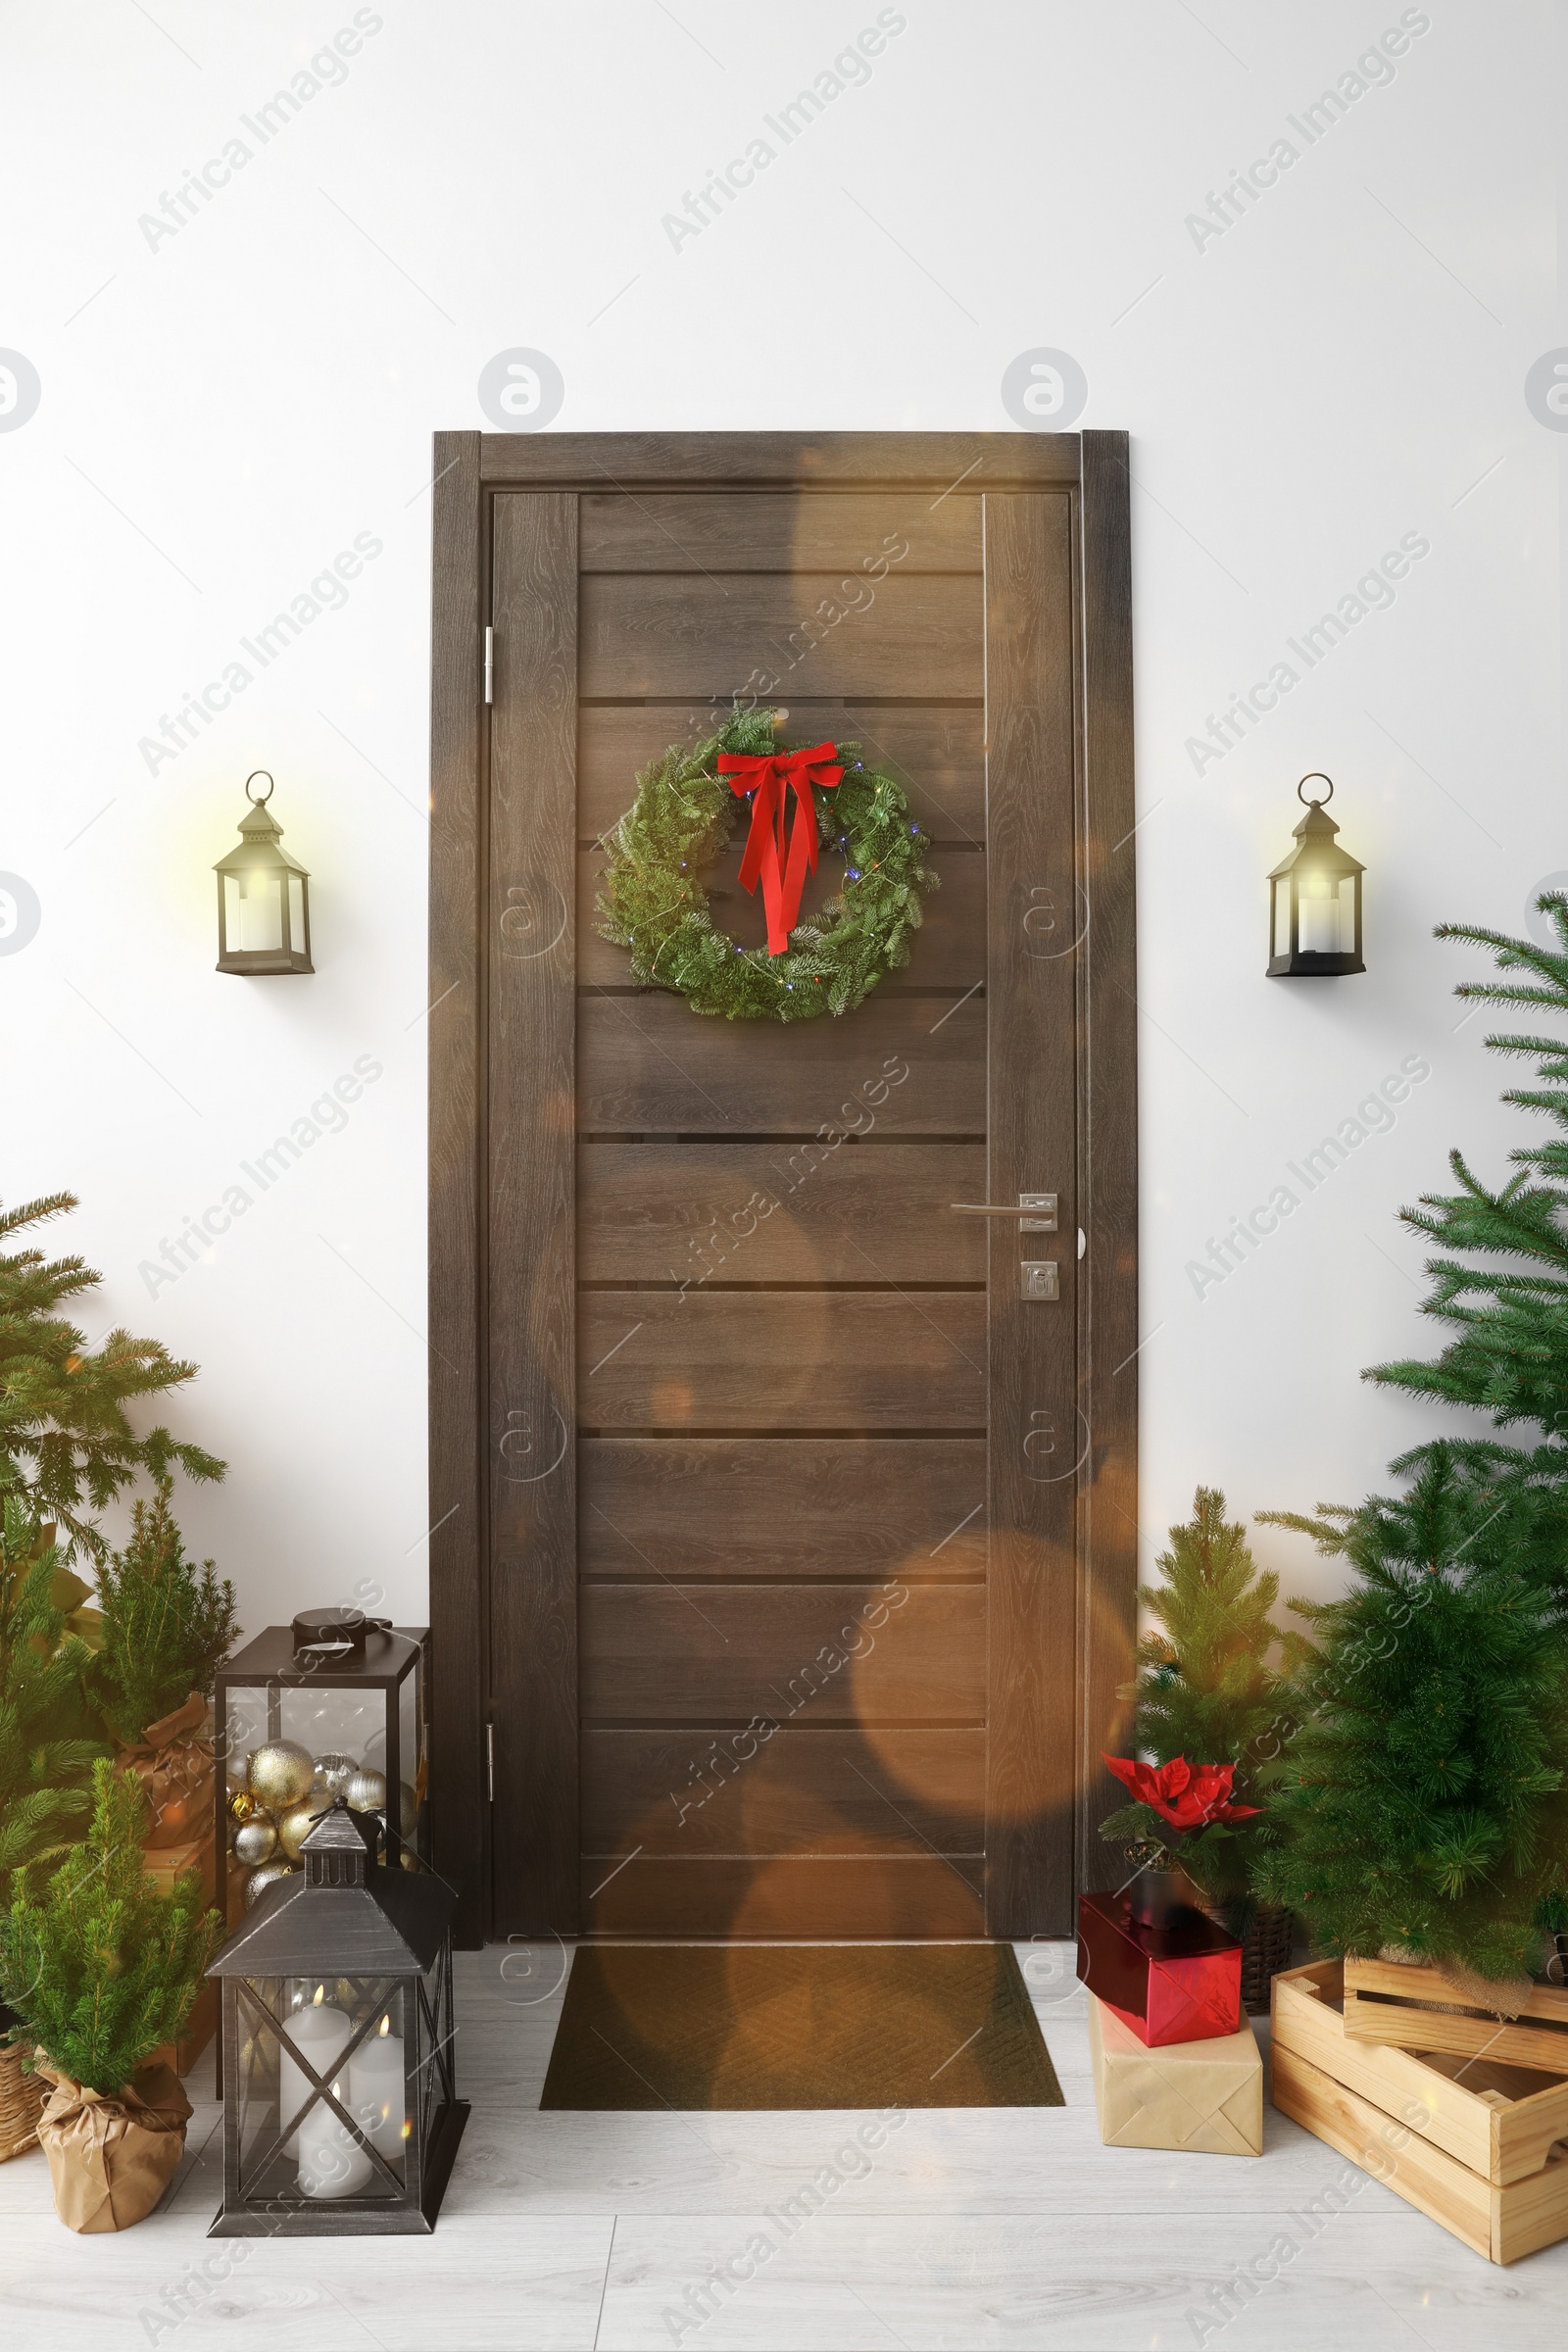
left=594, top=708, right=938, bottom=1021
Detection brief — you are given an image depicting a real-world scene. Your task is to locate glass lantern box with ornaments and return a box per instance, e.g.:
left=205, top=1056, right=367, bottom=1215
left=213, top=1610, right=428, bottom=1932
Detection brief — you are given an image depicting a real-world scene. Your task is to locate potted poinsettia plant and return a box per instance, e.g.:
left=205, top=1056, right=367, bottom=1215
left=1100, top=1753, right=1261, bottom=1930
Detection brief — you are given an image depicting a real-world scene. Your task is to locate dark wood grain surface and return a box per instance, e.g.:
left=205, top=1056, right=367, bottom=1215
left=576, top=987, right=987, bottom=1135
left=982, top=492, right=1081, bottom=1936
left=580, top=1437, right=986, bottom=1580
left=581, top=1725, right=986, bottom=1854
left=1076, top=432, right=1140, bottom=1886
left=580, top=1852, right=986, bottom=1937
left=578, top=704, right=985, bottom=845
left=487, top=491, right=581, bottom=1935
left=579, top=571, right=984, bottom=700
left=579, top=1580, right=985, bottom=1720
left=579, top=1290, right=986, bottom=1430
left=479, top=430, right=1083, bottom=490
left=426, top=430, right=487, bottom=1944
left=580, top=490, right=981, bottom=572
left=578, top=1142, right=987, bottom=1284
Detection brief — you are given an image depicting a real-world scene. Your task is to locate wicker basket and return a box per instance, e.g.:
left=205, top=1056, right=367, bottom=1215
left=1201, top=1901, right=1298, bottom=2015
left=1, top=2039, right=44, bottom=2164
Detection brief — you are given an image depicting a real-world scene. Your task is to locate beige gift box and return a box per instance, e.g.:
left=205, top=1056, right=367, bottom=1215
left=1088, top=1990, right=1263, bottom=2155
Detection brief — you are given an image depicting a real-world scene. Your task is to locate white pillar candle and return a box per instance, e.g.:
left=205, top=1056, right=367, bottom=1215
left=278, top=1986, right=351, bottom=2159
left=1298, top=892, right=1340, bottom=953
left=239, top=876, right=282, bottom=952
left=298, top=2085, right=375, bottom=2201
left=347, top=2013, right=407, bottom=2161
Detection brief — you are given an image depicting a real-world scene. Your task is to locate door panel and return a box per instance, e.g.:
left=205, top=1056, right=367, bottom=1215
left=578, top=704, right=986, bottom=844
left=576, top=840, right=987, bottom=988
left=578, top=1143, right=988, bottom=1284
left=579, top=1582, right=985, bottom=1720
left=579, top=1437, right=986, bottom=1580
left=576, top=988, right=988, bottom=1135
left=579, top=573, right=983, bottom=699
left=582, top=1728, right=985, bottom=1853
left=579, top=490, right=981, bottom=573
left=472, top=456, right=1114, bottom=1944
left=578, top=1292, right=987, bottom=1431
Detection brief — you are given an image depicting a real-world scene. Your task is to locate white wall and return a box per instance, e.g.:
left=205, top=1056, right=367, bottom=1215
left=1, top=1, right=1557, bottom=1637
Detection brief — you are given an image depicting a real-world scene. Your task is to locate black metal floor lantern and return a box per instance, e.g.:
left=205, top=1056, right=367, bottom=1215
left=207, top=1802, right=468, bottom=2235
left=1266, top=774, right=1366, bottom=977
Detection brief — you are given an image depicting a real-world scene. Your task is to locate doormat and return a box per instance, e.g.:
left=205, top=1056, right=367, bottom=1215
left=539, top=1942, right=1064, bottom=2111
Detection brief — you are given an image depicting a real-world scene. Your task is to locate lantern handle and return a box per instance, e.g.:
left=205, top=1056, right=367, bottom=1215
left=245, top=770, right=275, bottom=807
left=1298, top=772, right=1334, bottom=808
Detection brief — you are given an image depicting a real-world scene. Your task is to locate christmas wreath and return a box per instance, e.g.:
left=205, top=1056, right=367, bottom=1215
left=594, top=709, right=937, bottom=1022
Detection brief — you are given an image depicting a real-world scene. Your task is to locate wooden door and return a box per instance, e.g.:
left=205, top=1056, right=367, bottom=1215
left=427, top=433, right=1137, bottom=1948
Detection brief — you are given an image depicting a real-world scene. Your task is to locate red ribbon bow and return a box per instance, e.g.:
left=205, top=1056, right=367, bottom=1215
left=717, top=743, right=844, bottom=956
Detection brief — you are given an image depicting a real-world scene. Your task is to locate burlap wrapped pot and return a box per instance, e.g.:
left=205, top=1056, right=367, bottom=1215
left=34, top=2060, right=192, bottom=2231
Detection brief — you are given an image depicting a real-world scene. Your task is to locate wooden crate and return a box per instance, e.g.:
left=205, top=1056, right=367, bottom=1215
left=146, top=1979, right=217, bottom=2082
left=142, top=1826, right=218, bottom=1909
left=1272, top=1959, right=1568, bottom=2264
left=1344, top=1955, right=1568, bottom=2073
left=1088, top=1992, right=1262, bottom=2154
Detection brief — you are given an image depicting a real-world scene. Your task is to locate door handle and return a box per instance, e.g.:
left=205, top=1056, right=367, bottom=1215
left=949, top=1192, right=1058, bottom=1232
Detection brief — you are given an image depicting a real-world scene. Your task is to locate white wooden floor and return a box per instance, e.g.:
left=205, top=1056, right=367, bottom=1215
left=2, top=1943, right=1563, bottom=2350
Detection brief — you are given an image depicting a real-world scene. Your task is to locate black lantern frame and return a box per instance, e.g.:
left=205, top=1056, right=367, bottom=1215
left=1266, top=774, right=1365, bottom=978
left=215, top=770, right=314, bottom=975
left=208, top=1803, right=467, bottom=2235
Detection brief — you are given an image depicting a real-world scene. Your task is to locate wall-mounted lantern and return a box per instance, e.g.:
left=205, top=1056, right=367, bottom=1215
left=1267, top=775, right=1365, bottom=978
left=216, top=772, right=314, bottom=975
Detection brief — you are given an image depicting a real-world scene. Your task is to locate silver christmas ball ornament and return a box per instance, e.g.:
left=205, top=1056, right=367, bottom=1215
left=232, top=1818, right=278, bottom=1867
left=344, top=1767, right=387, bottom=1814
left=313, top=1752, right=359, bottom=1800
left=243, top=1859, right=298, bottom=1908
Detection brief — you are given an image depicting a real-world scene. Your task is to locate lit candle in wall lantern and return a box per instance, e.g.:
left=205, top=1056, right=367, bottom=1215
left=348, top=2011, right=408, bottom=2160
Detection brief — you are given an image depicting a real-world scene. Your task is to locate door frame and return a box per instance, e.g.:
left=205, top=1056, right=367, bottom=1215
left=426, top=429, right=1139, bottom=1947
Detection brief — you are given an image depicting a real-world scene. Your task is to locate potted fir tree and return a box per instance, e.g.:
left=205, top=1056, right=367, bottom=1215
left=0, top=1500, right=106, bottom=2162
left=0, top=1761, right=220, bottom=2230
left=1100, top=1487, right=1306, bottom=2005
left=1257, top=896, right=1568, bottom=1991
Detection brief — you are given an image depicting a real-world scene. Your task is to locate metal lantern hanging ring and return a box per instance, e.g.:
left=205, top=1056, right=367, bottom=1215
left=1266, top=774, right=1365, bottom=978
left=215, top=771, right=314, bottom=975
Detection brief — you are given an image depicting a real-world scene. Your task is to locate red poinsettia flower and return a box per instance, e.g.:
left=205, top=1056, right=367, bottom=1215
left=1102, top=1753, right=1261, bottom=1832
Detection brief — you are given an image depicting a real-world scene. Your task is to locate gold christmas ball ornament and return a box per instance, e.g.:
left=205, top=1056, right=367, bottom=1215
left=344, top=1767, right=387, bottom=1814
left=227, top=1788, right=262, bottom=1826
left=246, top=1740, right=316, bottom=1810
left=232, top=1819, right=278, bottom=1867
left=313, top=1752, right=359, bottom=1800
left=276, top=1798, right=327, bottom=1862
left=400, top=1849, right=419, bottom=1872
left=242, top=1859, right=298, bottom=1909
left=397, top=1781, right=418, bottom=1837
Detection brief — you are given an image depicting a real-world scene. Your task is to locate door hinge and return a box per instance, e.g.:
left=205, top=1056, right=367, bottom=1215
left=485, top=1720, right=495, bottom=1802
left=483, top=626, right=494, bottom=705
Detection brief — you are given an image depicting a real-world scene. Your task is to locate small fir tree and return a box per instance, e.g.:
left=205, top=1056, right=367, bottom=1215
left=1102, top=1488, right=1307, bottom=1904
left=0, top=1759, right=220, bottom=2094
left=0, top=1193, right=224, bottom=1561
left=1255, top=1450, right=1568, bottom=1982
left=93, top=1476, right=239, bottom=1745
left=0, top=1500, right=105, bottom=1909
left=1257, top=899, right=1568, bottom=1981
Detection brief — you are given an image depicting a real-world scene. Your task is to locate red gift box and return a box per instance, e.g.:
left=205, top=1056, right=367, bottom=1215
left=1077, top=1891, right=1242, bottom=2045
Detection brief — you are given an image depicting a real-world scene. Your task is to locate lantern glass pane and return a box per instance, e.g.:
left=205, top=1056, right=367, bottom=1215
left=236, top=1976, right=407, bottom=2208
left=222, top=873, right=242, bottom=952
left=238, top=870, right=283, bottom=953
left=287, top=875, right=306, bottom=951
left=1273, top=881, right=1293, bottom=958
